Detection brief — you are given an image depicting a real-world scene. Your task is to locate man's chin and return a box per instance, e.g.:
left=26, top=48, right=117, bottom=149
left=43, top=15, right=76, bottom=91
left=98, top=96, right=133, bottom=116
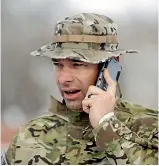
left=65, top=100, right=83, bottom=112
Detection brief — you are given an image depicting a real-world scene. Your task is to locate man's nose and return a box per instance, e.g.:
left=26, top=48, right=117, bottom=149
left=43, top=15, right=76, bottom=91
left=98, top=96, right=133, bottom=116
left=58, top=69, right=74, bottom=85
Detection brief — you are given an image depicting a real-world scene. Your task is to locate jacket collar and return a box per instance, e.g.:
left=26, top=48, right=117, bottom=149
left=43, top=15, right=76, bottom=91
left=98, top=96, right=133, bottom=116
left=49, top=95, right=91, bottom=126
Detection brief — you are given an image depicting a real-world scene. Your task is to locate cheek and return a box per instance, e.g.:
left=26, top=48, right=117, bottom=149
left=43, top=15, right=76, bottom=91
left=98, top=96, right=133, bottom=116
left=81, top=69, right=98, bottom=90
left=55, top=71, right=60, bottom=84
left=88, top=68, right=98, bottom=82
left=87, top=74, right=97, bottom=85
left=55, top=75, right=59, bottom=84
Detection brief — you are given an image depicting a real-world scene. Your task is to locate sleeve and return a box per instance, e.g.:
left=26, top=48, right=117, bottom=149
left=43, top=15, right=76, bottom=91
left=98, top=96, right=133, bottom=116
left=93, top=114, right=158, bottom=165
left=5, top=133, right=19, bottom=165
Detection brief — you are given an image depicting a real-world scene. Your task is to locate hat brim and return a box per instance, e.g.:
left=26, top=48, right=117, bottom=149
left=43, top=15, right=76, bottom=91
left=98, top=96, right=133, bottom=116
left=31, top=44, right=139, bottom=64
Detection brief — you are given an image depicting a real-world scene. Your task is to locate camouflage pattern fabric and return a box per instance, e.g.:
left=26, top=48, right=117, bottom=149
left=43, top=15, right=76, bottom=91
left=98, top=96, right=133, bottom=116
left=6, top=96, right=109, bottom=165
left=31, top=13, right=138, bottom=63
left=6, top=96, right=158, bottom=165
left=5, top=13, right=157, bottom=165
left=93, top=100, right=158, bottom=165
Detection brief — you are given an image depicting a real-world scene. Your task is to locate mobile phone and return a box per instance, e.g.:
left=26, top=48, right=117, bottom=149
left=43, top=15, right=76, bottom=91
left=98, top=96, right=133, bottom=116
left=95, top=58, right=122, bottom=91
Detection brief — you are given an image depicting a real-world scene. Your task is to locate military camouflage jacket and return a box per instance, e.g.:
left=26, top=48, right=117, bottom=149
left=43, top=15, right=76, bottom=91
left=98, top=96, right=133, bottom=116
left=5, top=96, right=158, bottom=165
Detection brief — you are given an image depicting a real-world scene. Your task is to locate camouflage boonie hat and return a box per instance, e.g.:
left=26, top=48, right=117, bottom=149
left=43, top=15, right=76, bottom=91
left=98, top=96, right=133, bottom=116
left=31, top=13, right=138, bottom=63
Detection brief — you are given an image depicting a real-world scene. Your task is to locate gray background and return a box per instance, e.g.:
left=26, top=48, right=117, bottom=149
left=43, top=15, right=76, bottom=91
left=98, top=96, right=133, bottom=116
left=1, top=0, right=158, bottom=129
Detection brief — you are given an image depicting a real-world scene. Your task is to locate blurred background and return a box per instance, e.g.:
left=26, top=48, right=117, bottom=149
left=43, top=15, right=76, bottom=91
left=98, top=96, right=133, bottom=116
left=1, top=0, right=158, bottom=151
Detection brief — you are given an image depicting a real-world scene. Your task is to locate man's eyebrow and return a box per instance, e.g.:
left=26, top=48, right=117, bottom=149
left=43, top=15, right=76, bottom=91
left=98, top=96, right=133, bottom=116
left=52, top=59, right=84, bottom=63
left=52, top=59, right=59, bottom=62
left=72, top=60, right=83, bottom=63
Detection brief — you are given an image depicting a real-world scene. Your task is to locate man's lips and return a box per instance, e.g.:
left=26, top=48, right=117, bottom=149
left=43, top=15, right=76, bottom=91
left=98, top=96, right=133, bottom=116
left=62, top=89, right=81, bottom=100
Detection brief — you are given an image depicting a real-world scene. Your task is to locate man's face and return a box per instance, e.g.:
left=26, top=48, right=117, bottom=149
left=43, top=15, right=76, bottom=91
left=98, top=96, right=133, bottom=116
left=53, top=59, right=99, bottom=111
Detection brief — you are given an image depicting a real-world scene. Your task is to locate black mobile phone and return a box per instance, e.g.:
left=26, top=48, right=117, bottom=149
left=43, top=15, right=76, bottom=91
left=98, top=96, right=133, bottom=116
left=95, top=58, right=122, bottom=91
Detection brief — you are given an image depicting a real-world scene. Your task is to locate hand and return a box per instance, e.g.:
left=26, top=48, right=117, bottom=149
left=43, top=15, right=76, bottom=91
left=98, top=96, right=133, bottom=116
left=82, top=69, right=116, bottom=128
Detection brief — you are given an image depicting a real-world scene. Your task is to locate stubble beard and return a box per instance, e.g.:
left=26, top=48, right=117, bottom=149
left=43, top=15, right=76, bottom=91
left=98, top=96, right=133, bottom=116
left=65, top=99, right=83, bottom=112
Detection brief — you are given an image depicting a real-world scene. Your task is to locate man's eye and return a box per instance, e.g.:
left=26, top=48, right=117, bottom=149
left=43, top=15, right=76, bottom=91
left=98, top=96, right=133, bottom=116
left=73, top=63, right=87, bottom=67
left=53, top=63, right=62, bottom=67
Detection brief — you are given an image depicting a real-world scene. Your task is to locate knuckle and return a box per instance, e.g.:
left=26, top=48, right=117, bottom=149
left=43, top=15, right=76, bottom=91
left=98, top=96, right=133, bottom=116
left=88, top=85, right=94, bottom=91
left=82, top=105, right=86, bottom=111
left=82, top=100, right=85, bottom=104
left=105, top=93, right=115, bottom=101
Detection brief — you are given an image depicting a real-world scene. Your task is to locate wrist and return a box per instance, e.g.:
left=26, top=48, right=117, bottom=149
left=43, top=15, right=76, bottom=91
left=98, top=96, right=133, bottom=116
left=99, top=112, right=114, bottom=125
left=93, top=112, right=115, bottom=139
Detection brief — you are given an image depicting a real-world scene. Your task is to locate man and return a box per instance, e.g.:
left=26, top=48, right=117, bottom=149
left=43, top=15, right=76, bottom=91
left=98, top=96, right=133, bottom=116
left=4, top=13, right=158, bottom=165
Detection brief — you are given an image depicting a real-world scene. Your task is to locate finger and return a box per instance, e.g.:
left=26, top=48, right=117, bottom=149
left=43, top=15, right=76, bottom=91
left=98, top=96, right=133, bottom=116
left=82, top=104, right=90, bottom=114
left=87, top=94, right=93, bottom=98
left=103, top=69, right=117, bottom=86
left=107, top=85, right=116, bottom=96
left=87, top=94, right=97, bottom=99
left=103, top=69, right=116, bottom=95
left=82, top=98, right=94, bottom=113
left=86, top=85, right=105, bottom=98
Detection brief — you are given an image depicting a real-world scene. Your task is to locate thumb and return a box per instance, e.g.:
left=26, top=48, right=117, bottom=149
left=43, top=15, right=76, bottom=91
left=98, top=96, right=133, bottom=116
left=103, top=69, right=116, bottom=87
left=103, top=69, right=117, bottom=95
